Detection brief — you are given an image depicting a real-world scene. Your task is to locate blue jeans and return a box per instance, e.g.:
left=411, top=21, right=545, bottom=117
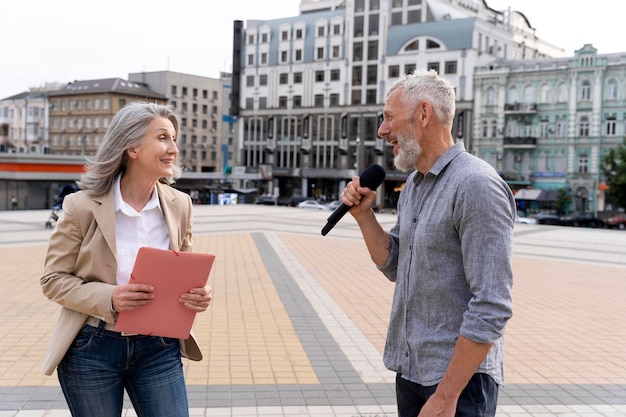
left=396, top=373, right=498, bottom=417
left=57, top=322, right=188, bottom=417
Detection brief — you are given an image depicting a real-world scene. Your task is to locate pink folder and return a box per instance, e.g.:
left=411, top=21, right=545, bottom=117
left=114, top=247, right=215, bottom=339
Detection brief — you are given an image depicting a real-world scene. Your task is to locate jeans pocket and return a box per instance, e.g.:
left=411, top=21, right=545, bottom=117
left=71, top=326, right=97, bottom=350
left=158, top=337, right=179, bottom=348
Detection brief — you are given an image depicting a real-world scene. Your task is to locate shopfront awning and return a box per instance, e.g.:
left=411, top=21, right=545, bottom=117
left=514, top=189, right=542, bottom=200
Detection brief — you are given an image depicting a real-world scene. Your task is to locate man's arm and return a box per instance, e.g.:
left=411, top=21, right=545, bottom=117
left=418, top=336, right=493, bottom=417
left=341, top=176, right=390, bottom=266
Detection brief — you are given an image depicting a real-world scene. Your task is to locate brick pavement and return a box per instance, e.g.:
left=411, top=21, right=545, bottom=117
left=0, top=205, right=625, bottom=416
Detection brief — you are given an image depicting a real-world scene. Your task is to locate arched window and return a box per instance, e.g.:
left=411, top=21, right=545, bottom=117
left=606, top=79, right=618, bottom=100
left=507, top=86, right=519, bottom=104
left=404, top=40, right=419, bottom=51
left=485, top=87, right=496, bottom=106
left=540, top=84, right=550, bottom=103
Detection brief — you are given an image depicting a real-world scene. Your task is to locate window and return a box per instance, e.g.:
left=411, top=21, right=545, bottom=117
left=259, top=97, right=268, bottom=109
left=279, top=96, right=288, bottom=108
left=607, top=79, right=618, bottom=100
left=333, top=24, right=341, bottom=35
left=389, top=65, right=400, bottom=78
left=293, top=95, right=302, bottom=108
left=261, top=33, right=268, bottom=43
left=314, top=94, right=324, bottom=107
left=330, top=69, right=340, bottom=81
left=352, top=66, right=362, bottom=85
left=405, top=40, right=419, bottom=51
left=427, top=62, right=440, bottom=73
left=367, top=40, right=378, bottom=60
left=315, top=71, right=325, bottom=82
left=248, top=35, right=254, bottom=44
left=281, top=31, right=289, bottom=41
left=354, top=0, right=364, bottom=12
left=578, top=154, right=588, bottom=173
left=579, top=116, right=589, bottom=137
left=246, top=75, right=254, bottom=87
left=332, top=45, right=340, bottom=58
left=330, top=94, right=340, bottom=106
left=259, top=75, right=268, bottom=86
left=486, top=87, right=496, bottom=106
left=368, top=14, right=379, bottom=35
left=353, top=15, right=364, bottom=37
left=367, top=65, right=377, bottom=85
left=171, top=85, right=177, bottom=96
left=294, top=72, right=303, bottom=83
left=606, top=115, right=617, bottom=136
left=391, top=12, right=402, bottom=25
left=353, top=42, right=363, bottom=61
left=580, top=80, right=591, bottom=101
left=444, top=61, right=457, bottom=75
left=405, top=64, right=416, bottom=75
left=261, top=52, right=267, bottom=64
left=407, top=9, right=421, bottom=23
left=351, top=89, right=362, bottom=105
left=281, top=50, right=288, bottom=62
left=370, top=0, right=379, bottom=10
left=426, top=39, right=440, bottom=49
left=317, top=26, right=325, bottom=37
left=279, top=73, right=289, bottom=84
left=248, top=54, right=254, bottom=65
left=295, top=29, right=303, bottom=39
left=295, top=49, right=302, bottom=61
left=317, top=47, right=325, bottom=60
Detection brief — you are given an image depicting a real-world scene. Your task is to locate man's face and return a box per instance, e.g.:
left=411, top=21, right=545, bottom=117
left=379, top=89, right=422, bottom=172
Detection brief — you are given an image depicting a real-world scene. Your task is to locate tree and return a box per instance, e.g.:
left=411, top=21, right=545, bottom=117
left=553, top=187, right=571, bottom=215
left=602, top=138, right=626, bottom=210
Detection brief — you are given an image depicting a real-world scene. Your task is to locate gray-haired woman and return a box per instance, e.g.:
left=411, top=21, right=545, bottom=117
left=41, top=101, right=212, bottom=416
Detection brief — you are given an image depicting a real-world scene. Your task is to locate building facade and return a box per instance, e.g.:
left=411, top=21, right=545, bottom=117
left=233, top=0, right=563, bottom=207
left=472, top=44, right=626, bottom=214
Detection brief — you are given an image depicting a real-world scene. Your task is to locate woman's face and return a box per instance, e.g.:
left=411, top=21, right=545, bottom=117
left=129, top=117, right=178, bottom=181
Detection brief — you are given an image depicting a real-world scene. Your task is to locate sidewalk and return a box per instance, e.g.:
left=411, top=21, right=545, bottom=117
left=0, top=205, right=625, bottom=416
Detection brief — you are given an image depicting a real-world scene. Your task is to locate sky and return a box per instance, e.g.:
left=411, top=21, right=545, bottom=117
left=1, top=0, right=624, bottom=100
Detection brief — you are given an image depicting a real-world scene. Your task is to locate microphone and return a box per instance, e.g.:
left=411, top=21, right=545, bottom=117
left=321, top=164, right=386, bottom=236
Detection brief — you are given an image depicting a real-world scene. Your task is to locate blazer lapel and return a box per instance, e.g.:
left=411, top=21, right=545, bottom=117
left=92, top=188, right=118, bottom=261
left=158, top=183, right=181, bottom=251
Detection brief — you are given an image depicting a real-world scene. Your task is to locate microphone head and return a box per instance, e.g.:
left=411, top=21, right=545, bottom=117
left=359, top=164, right=386, bottom=189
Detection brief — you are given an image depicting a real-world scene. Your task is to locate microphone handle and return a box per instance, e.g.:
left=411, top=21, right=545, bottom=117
left=321, top=203, right=350, bottom=236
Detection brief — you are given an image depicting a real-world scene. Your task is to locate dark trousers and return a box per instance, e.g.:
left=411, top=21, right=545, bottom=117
left=396, top=373, right=498, bottom=417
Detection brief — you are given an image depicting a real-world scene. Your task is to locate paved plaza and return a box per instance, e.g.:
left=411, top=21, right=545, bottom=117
left=0, top=204, right=625, bottom=416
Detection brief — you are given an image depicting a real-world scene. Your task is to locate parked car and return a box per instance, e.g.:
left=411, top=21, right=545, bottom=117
left=559, top=212, right=605, bottom=228
left=534, top=212, right=563, bottom=225
left=604, top=213, right=626, bottom=230
left=515, top=210, right=537, bottom=224
left=297, top=200, right=330, bottom=210
left=288, top=196, right=309, bottom=207
left=255, top=195, right=278, bottom=205
left=326, top=200, right=342, bottom=210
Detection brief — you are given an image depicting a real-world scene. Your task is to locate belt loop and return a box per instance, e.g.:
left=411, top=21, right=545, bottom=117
left=98, top=319, right=107, bottom=330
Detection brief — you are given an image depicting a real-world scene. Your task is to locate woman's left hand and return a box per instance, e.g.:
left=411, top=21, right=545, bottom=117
left=179, top=285, right=213, bottom=312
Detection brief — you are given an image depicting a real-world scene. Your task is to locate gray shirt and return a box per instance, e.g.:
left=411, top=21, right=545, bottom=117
left=379, top=142, right=515, bottom=386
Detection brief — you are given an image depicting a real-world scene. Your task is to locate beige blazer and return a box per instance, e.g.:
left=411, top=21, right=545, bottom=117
left=40, top=182, right=203, bottom=376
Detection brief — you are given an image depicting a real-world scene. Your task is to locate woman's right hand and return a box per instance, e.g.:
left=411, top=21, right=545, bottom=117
left=111, top=283, right=155, bottom=312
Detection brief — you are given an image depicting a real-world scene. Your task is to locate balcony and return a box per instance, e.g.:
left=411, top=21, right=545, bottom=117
left=504, top=102, right=537, bottom=114
left=503, top=136, right=537, bottom=149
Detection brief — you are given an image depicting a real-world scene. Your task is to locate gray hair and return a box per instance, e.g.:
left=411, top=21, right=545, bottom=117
left=77, top=102, right=182, bottom=196
left=387, top=69, right=456, bottom=126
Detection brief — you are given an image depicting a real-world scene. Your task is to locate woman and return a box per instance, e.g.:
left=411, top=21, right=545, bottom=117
left=40, top=102, right=212, bottom=416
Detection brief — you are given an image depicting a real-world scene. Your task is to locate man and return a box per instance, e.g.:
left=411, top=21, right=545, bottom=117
left=341, top=69, right=515, bottom=417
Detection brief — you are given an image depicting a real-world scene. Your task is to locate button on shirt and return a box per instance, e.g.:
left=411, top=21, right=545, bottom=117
left=114, top=175, right=170, bottom=286
left=378, top=142, right=515, bottom=387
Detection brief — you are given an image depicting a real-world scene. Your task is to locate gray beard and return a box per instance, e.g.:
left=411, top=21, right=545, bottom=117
left=393, top=136, right=422, bottom=172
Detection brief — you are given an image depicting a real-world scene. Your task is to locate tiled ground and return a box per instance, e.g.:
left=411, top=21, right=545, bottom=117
left=0, top=206, right=625, bottom=416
